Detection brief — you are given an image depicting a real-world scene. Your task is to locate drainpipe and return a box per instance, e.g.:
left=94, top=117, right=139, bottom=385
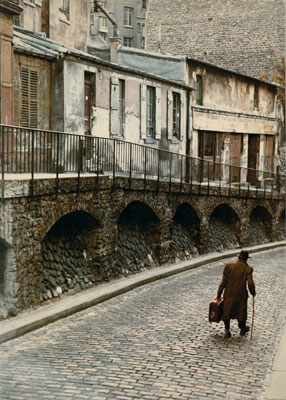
left=94, top=0, right=119, bottom=37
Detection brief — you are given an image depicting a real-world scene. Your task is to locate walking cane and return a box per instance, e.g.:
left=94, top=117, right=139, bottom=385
left=251, top=296, right=255, bottom=340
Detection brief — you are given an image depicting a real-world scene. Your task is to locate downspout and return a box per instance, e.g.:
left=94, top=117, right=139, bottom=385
left=94, top=0, right=119, bottom=37
left=186, top=87, right=192, bottom=182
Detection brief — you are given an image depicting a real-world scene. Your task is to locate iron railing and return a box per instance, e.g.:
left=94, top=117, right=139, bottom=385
left=0, top=124, right=285, bottom=201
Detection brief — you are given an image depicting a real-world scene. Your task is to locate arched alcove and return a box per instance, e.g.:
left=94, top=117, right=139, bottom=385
left=277, top=209, right=286, bottom=240
left=0, top=240, right=8, bottom=296
left=115, top=201, right=160, bottom=275
left=41, top=211, right=101, bottom=300
left=208, top=203, right=241, bottom=251
left=248, top=206, right=272, bottom=245
left=170, top=203, right=200, bottom=260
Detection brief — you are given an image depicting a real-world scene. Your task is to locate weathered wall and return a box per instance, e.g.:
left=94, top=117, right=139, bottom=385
left=0, top=176, right=284, bottom=319
left=17, top=0, right=43, bottom=33
left=48, top=0, right=89, bottom=51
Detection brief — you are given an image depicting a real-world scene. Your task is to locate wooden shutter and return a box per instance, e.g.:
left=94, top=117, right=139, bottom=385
left=155, top=86, right=161, bottom=139
left=167, top=90, right=173, bottom=139
left=140, top=84, right=147, bottom=139
left=21, top=67, right=38, bottom=128
left=180, top=94, right=185, bottom=141
left=110, top=76, right=120, bottom=136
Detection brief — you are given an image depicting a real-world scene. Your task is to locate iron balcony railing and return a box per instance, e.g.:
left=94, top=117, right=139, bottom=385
left=0, top=124, right=285, bottom=201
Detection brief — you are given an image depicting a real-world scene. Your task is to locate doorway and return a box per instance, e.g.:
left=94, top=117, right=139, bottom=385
left=230, top=134, right=242, bottom=182
left=247, top=134, right=260, bottom=184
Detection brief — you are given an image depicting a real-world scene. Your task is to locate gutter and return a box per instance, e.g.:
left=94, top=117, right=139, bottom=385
left=94, top=0, right=119, bottom=37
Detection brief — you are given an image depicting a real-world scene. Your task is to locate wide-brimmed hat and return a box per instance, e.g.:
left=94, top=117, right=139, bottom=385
left=237, top=250, right=250, bottom=260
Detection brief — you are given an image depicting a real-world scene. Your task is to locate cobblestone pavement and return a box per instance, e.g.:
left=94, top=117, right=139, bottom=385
left=0, top=248, right=285, bottom=400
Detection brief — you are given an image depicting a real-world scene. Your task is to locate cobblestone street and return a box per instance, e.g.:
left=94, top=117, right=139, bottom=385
left=0, top=248, right=285, bottom=400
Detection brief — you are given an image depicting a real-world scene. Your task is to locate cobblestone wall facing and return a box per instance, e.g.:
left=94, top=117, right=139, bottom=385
left=0, top=177, right=284, bottom=319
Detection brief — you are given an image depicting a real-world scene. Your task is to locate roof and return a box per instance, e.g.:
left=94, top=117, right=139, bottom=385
left=13, top=26, right=193, bottom=90
left=146, top=0, right=285, bottom=82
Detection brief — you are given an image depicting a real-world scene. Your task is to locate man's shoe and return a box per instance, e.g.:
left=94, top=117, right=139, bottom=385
left=240, top=326, right=250, bottom=336
left=224, top=329, right=231, bottom=338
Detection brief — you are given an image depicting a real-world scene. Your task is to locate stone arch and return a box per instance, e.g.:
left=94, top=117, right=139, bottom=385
left=170, top=203, right=201, bottom=260
left=40, top=211, right=103, bottom=300
left=0, top=238, right=17, bottom=318
left=114, top=201, right=161, bottom=275
left=277, top=209, right=286, bottom=240
left=248, top=205, right=272, bottom=245
left=208, top=203, right=241, bottom=252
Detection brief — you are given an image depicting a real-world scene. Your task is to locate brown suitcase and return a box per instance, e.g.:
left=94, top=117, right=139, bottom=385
left=209, top=298, right=224, bottom=323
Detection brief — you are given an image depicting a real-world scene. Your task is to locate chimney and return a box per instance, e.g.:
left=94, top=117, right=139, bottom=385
left=110, top=37, right=121, bottom=64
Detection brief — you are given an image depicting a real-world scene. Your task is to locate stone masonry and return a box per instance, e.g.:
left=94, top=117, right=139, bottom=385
left=0, top=176, right=284, bottom=319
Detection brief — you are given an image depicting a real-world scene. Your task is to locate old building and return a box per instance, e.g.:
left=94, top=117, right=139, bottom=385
left=0, top=0, right=22, bottom=125
left=145, top=0, right=285, bottom=81
left=12, top=25, right=191, bottom=169
left=89, top=0, right=147, bottom=51
left=15, top=0, right=90, bottom=51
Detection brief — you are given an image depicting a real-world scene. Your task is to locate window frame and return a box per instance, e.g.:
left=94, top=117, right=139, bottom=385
left=123, top=37, right=133, bottom=47
left=124, top=6, right=134, bottom=27
left=146, top=86, right=156, bottom=138
left=196, top=75, right=203, bottom=105
left=59, top=0, right=70, bottom=21
left=172, top=92, right=181, bottom=139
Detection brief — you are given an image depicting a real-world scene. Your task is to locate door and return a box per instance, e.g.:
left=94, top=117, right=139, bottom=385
left=265, top=135, right=275, bottom=172
left=247, top=134, right=260, bottom=184
left=230, top=134, right=241, bottom=182
left=84, top=72, right=95, bottom=159
left=199, top=132, right=222, bottom=181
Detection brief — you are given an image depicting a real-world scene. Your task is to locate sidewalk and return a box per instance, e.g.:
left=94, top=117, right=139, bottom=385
left=0, top=241, right=285, bottom=399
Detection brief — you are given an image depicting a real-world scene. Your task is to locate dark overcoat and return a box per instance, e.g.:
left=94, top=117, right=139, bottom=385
left=217, top=259, right=256, bottom=322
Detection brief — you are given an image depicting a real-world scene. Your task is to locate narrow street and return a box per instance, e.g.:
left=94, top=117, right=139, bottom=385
left=0, top=248, right=285, bottom=400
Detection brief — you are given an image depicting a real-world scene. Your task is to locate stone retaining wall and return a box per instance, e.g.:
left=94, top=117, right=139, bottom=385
left=0, top=176, right=284, bottom=319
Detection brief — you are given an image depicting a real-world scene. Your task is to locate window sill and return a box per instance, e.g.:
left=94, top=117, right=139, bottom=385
left=59, top=16, right=70, bottom=25
left=24, top=1, right=36, bottom=7
left=144, top=137, right=156, bottom=144
left=123, top=25, right=134, bottom=29
left=170, top=137, right=181, bottom=144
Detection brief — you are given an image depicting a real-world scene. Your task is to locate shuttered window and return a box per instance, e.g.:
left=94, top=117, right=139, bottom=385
left=21, top=68, right=38, bottom=128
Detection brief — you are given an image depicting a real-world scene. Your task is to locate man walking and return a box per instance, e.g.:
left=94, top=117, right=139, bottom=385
left=216, top=250, right=256, bottom=338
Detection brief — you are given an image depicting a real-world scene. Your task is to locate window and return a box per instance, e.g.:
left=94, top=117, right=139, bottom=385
left=99, top=32, right=107, bottom=41
left=124, top=7, right=133, bottom=27
left=59, top=0, right=70, bottom=20
left=99, top=16, right=107, bottom=31
left=199, top=132, right=222, bottom=161
left=141, top=84, right=161, bottom=141
left=142, top=0, right=147, bottom=9
left=123, top=37, right=133, bottom=47
left=119, top=80, right=125, bottom=137
left=172, top=92, right=181, bottom=138
left=141, top=24, right=145, bottom=48
left=254, top=83, right=259, bottom=109
left=146, top=86, right=156, bottom=138
left=21, top=67, right=38, bottom=128
left=196, top=75, right=203, bottom=105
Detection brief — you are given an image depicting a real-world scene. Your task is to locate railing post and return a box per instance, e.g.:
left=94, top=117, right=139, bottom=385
left=228, top=164, right=231, bottom=196
left=77, top=136, right=82, bottom=197
left=156, top=149, right=160, bottom=193
left=169, top=153, right=172, bottom=194
left=96, top=137, right=100, bottom=191
left=190, top=157, right=193, bottom=195
left=112, top=139, right=116, bottom=190
left=180, top=155, right=183, bottom=193
left=207, top=160, right=210, bottom=195
left=1, top=126, right=5, bottom=204
left=129, top=142, right=132, bottom=190
left=55, top=132, right=60, bottom=198
left=144, top=145, right=147, bottom=191
left=238, top=166, right=241, bottom=197
left=31, top=129, right=34, bottom=198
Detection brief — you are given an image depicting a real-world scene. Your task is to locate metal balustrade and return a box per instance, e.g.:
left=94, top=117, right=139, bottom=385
left=0, top=124, right=285, bottom=201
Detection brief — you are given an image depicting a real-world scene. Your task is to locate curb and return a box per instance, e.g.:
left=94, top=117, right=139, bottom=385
left=0, top=240, right=285, bottom=345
